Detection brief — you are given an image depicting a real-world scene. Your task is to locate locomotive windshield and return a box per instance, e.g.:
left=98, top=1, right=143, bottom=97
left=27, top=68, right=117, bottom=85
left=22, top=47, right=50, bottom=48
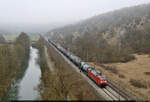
left=101, top=77, right=106, bottom=81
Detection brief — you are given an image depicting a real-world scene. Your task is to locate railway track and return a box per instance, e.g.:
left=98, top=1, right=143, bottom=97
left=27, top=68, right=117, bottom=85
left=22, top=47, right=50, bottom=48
left=102, top=87, right=119, bottom=100
left=103, top=86, right=125, bottom=100
left=107, top=81, right=136, bottom=100
left=43, top=36, right=136, bottom=101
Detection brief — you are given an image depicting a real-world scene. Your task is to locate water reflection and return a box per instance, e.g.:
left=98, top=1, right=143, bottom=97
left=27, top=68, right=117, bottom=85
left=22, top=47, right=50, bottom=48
left=4, top=47, right=41, bottom=100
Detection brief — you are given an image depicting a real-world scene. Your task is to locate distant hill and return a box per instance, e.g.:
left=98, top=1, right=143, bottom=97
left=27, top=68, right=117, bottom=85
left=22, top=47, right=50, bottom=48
left=0, top=34, right=5, bottom=43
left=46, top=3, right=150, bottom=63
left=0, top=22, right=68, bottom=35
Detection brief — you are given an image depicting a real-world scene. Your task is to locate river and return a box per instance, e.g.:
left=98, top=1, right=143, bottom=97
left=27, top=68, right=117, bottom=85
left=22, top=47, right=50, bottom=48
left=4, top=47, right=41, bottom=100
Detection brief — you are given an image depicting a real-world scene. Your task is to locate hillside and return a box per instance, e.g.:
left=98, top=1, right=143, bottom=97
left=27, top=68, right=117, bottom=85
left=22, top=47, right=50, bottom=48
left=46, top=3, right=150, bottom=63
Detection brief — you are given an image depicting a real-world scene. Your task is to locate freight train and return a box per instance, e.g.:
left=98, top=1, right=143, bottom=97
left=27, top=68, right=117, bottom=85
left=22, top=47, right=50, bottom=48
left=48, top=39, right=107, bottom=87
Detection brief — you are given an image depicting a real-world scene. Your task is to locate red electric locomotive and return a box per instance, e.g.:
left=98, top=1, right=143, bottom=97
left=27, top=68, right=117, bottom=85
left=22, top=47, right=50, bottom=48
left=88, top=68, right=107, bottom=87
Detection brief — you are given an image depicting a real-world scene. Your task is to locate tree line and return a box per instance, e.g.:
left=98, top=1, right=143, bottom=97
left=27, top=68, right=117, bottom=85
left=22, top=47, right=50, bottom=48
left=0, top=32, right=30, bottom=99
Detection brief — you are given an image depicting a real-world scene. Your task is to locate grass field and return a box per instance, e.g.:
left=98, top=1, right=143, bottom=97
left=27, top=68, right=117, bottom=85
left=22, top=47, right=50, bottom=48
left=4, top=35, right=17, bottom=41
left=3, top=34, right=40, bottom=42
left=29, top=35, right=40, bottom=41
left=88, top=54, right=150, bottom=100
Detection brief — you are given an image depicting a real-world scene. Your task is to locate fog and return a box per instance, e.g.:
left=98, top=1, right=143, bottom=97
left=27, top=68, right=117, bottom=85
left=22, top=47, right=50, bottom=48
left=0, top=0, right=150, bottom=34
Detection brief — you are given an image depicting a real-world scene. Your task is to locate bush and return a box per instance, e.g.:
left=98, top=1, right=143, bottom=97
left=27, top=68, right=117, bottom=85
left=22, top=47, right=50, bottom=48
left=120, top=55, right=135, bottom=63
left=100, top=65, right=118, bottom=74
left=130, top=79, right=148, bottom=88
left=118, top=74, right=125, bottom=78
left=144, top=72, right=150, bottom=75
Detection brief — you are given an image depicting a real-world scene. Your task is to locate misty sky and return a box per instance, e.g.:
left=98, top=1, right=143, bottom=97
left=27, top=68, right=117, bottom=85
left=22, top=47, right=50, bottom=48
left=0, top=0, right=150, bottom=33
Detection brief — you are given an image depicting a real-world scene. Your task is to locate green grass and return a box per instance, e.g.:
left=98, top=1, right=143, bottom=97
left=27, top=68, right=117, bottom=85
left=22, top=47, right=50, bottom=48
left=29, top=35, right=40, bottom=41
left=4, top=35, right=17, bottom=41
left=4, top=34, right=40, bottom=42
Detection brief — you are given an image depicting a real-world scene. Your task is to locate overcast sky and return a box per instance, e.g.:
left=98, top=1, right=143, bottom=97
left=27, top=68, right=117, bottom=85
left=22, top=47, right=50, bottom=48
left=0, top=0, right=150, bottom=33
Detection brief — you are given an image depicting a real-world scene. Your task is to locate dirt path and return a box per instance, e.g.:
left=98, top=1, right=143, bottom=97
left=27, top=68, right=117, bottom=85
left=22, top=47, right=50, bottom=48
left=44, top=46, right=54, bottom=72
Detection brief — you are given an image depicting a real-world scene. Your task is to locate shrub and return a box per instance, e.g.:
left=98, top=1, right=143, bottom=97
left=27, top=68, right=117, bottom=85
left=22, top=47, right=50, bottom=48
left=130, top=79, right=148, bottom=88
left=100, top=65, right=118, bottom=74
left=118, top=74, right=125, bottom=78
left=144, top=72, right=150, bottom=75
left=120, top=55, right=135, bottom=63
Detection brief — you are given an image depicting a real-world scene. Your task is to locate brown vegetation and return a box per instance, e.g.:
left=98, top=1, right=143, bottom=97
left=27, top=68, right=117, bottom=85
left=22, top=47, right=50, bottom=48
left=118, top=74, right=125, bottom=78
left=47, top=3, right=150, bottom=64
left=0, top=32, right=30, bottom=100
left=60, top=32, right=135, bottom=63
left=88, top=54, right=150, bottom=100
left=144, top=72, right=150, bottom=75
left=129, top=79, right=150, bottom=89
left=99, top=64, right=118, bottom=74
left=47, top=4, right=150, bottom=64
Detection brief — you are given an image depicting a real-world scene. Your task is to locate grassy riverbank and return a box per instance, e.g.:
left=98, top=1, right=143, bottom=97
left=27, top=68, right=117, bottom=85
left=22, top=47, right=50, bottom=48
left=0, top=33, right=30, bottom=100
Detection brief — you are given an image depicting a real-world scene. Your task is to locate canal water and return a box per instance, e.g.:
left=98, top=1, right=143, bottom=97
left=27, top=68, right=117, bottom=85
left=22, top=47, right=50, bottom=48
left=4, top=47, right=41, bottom=100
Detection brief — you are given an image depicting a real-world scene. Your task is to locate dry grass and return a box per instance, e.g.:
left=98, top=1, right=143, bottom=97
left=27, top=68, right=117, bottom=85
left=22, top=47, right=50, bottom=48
left=118, top=74, right=126, bottom=78
left=99, top=64, right=119, bottom=74
left=88, top=54, right=150, bottom=100
left=130, top=79, right=148, bottom=89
